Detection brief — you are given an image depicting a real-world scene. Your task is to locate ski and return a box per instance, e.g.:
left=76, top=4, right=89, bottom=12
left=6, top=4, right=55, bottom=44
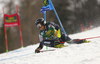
left=66, top=39, right=91, bottom=44
left=40, top=49, right=55, bottom=52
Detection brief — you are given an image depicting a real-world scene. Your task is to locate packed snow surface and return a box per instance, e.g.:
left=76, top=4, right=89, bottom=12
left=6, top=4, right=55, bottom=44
left=0, top=27, right=100, bottom=64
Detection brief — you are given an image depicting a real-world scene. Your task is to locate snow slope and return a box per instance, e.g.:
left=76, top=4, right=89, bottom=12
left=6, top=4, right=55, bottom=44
left=0, top=27, right=100, bottom=64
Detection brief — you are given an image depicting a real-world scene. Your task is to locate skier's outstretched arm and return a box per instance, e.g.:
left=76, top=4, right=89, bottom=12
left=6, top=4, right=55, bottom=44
left=35, top=34, right=44, bottom=53
left=35, top=42, right=43, bottom=53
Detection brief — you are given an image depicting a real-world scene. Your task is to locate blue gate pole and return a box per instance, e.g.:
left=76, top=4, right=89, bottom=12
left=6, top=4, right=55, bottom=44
left=44, top=11, right=48, bottom=50
left=44, top=11, right=46, bottom=23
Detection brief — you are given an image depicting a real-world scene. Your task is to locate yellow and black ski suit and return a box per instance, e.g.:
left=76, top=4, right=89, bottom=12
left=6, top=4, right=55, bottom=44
left=36, top=22, right=71, bottom=50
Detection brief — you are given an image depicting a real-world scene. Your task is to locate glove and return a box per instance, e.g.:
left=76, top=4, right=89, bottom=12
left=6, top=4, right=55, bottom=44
left=35, top=48, right=40, bottom=53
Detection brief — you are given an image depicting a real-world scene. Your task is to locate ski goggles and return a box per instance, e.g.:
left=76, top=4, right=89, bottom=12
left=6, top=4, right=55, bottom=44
left=37, top=23, right=42, bottom=28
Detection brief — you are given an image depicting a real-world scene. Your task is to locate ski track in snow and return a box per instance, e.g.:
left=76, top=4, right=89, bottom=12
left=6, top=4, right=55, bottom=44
left=0, top=27, right=100, bottom=64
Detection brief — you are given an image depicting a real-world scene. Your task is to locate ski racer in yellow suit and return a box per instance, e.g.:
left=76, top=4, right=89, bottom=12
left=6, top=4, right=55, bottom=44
left=35, top=18, right=87, bottom=53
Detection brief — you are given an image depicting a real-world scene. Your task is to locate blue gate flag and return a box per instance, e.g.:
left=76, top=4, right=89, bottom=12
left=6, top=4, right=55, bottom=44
left=41, top=0, right=54, bottom=14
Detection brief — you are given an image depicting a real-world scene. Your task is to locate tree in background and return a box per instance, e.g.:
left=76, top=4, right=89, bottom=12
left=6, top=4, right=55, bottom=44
left=70, top=0, right=100, bottom=32
left=19, top=0, right=43, bottom=46
left=70, top=0, right=99, bottom=33
left=81, top=0, right=100, bottom=26
left=0, top=24, right=6, bottom=53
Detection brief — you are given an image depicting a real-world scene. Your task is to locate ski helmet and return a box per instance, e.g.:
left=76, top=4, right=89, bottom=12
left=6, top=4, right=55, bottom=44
left=35, top=18, right=46, bottom=26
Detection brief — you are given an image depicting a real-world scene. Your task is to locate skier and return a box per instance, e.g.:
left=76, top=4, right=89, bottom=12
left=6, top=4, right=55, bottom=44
left=35, top=18, right=87, bottom=53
